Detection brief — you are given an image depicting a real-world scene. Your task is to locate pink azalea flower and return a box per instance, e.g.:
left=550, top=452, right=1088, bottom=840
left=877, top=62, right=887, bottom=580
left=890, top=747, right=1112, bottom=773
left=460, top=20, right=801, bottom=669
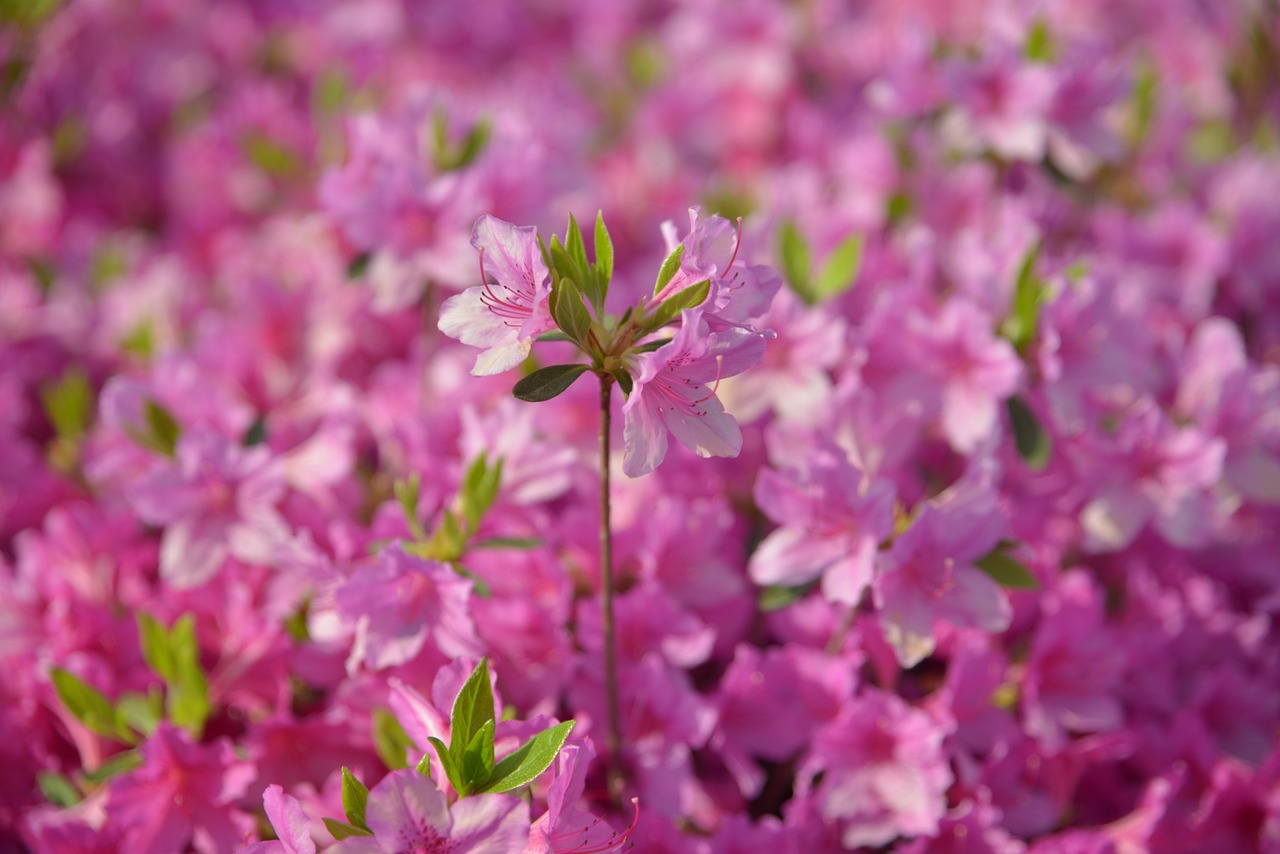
left=106, top=724, right=255, bottom=854
left=336, top=546, right=482, bottom=674
left=621, top=309, right=769, bottom=477
left=438, top=215, right=555, bottom=376
left=524, top=743, right=638, bottom=853
left=241, top=785, right=316, bottom=854
left=127, top=430, right=289, bottom=588
left=749, top=442, right=896, bottom=605
left=796, top=688, right=953, bottom=849
left=913, top=299, right=1022, bottom=455
left=874, top=467, right=1013, bottom=667
left=655, top=207, right=781, bottom=323
left=329, top=770, right=529, bottom=854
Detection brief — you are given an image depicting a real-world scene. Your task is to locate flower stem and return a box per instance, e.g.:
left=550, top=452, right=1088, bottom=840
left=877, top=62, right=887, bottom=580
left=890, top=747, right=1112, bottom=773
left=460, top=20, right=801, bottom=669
left=598, top=373, right=625, bottom=801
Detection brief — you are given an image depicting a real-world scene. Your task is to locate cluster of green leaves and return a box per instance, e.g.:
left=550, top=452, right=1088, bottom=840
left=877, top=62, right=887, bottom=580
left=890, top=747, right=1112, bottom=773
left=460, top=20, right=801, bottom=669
left=331, top=660, right=574, bottom=839
left=44, top=612, right=212, bottom=805
left=776, top=220, right=864, bottom=306
left=392, top=455, right=537, bottom=593
left=515, top=210, right=714, bottom=405
left=431, top=110, right=491, bottom=173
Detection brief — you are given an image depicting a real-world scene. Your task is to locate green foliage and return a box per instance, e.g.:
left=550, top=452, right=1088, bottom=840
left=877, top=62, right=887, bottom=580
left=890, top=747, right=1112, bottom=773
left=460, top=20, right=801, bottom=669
left=323, top=818, right=374, bottom=840
left=512, top=364, right=591, bottom=402
left=778, top=221, right=863, bottom=304
left=653, top=244, right=685, bottom=295
left=40, top=367, right=93, bottom=442
left=1007, top=396, right=1052, bottom=470
left=646, top=278, right=710, bottom=331
left=975, top=541, right=1040, bottom=589
left=341, top=767, right=370, bottom=830
left=372, top=708, right=417, bottom=771
left=476, top=720, right=575, bottom=794
left=125, top=399, right=181, bottom=457
left=1000, top=243, right=1046, bottom=353
left=136, top=613, right=211, bottom=737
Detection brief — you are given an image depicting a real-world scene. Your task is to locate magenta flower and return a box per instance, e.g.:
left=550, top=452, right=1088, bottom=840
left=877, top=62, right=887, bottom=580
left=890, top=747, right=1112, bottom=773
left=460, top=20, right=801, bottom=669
left=654, top=207, right=781, bottom=323
left=874, top=469, right=1012, bottom=667
left=438, top=215, right=555, bottom=376
left=329, top=770, right=529, bottom=854
left=336, top=546, right=482, bottom=673
left=796, top=689, right=953, bottom=848
left=106, top=724, right=255, bottom=854
left=241, top=785, right=315, bottom=854
left=127, top=430, right=288, bottom=588
left=621, top=309, right=769, bottom=477
left=524, top=743, right=638, bottom=853
left=749, top=443, right=896, bottom=605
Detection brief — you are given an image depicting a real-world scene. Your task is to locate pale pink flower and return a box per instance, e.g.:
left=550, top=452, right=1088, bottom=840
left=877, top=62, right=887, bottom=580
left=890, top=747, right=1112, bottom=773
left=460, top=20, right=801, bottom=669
left=438, top=215, right=555, bottom=376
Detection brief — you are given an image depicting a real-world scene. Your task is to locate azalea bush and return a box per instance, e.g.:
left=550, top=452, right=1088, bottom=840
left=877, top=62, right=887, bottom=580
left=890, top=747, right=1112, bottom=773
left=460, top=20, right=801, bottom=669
left=3, top=1, right=1280, bottom=852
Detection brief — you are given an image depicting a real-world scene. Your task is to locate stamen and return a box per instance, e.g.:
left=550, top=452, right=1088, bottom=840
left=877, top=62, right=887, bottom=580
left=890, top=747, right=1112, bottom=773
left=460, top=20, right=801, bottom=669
left=722, top=217, right=743, bottom=276
left=691, top=354, right=724, bottom=403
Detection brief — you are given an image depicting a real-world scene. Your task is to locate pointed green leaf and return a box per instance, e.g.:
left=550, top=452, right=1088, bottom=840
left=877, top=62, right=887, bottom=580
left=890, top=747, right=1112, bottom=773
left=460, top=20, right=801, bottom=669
left=415, top=751, right=434, bottom=777
left=534, top=330, right=574, bottom=343
left=512, top=364, right=590, bottom=403
left=777, top=220, right=811, bottom=299
left=549, top=277, right=592, bottom=346
left=459, top=455, right=501, bottom=531
left=37, top=771, right=80, bottom=807
left=1024, top=19, right=1055, bottom=62
left=324, top=818, right=374, bottom=840
left=1007, top=396, right=1051, bottom=470
left=143, top=399, right=180, bottom=457
left=758, top=581, right=818, bottom=612
left=242, top=418, right=267, bottom=447
left=449, top=659, right=495, bottom=769
left=653, top=244, right=685, bottom=295
left=167, top=614, right=210, bottom=737
left=813, top=234, right=864, bottom=301
left=460, top=718, right=496, bottom=794
left=40, top=367, right=93, bottom=442
left=137, top=612, right=176, bottom=682
left=975, top=544, right=1040, bottom=589
left=341, top=767, right=370, bottom=830
left=565, top=215, right=589, bottom=282
left=613, top=370, right=634, bottom=397
left=478, top=720, right=575, bottom=794
left=471, top=536, right=542, bottom=551
left=81, top=749, right=143, bottom=784
left=648, top=278, right=710, bottom=331
left=394, top=475, right=428, bottom=540
left=51, top=668, right=132, bottom=743
left=429, top=736, right=464, bottom=795
left=594, top=211, right=614, bottom=286
left=372, top=708, right=416, bottom=771
left=114, top=689, right=162, bottom=738
left=1000, top=243, right=1045, bottom=352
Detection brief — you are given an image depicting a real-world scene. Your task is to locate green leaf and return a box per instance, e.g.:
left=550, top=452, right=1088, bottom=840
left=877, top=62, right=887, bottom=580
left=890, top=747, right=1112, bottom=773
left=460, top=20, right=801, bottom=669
left=341, top=767, right=370, bottom=830
left=1128, top=64, right=1158, bottom=146
left=372, top=708, right=417, bottom=771
left=51, top=668, right=132, bottom=743
left=975, top=543, right=1040, bottom=589
left=1000, top=243, right=1045, bottom=352
left=40, top=367, right=93, bottom=442
left=812, top=234, right=864, bottom=302
left=460, top=455, right=503, bottom=532
left=137, top=613, right=176, bottom=682
left=346, top=252, right=372, bottom=280
left=594, top=211, right=614, bottom=286
left=534, top=330, right=574, bottom=343
left=242, top=132, right=300, bottom=179
left=460, top=718, right=496, bottom=795
left=512, top=364, right=590, bottom=403
left=439, top=120, right=491, bottom=172
left=81, top=749, right=144, bottom=784
left=394, top=475, right=427, bottom=540
left=242, top=418, right=267, bottom=447
left=415, top=751, right=434, bottom=777
left=471, top=536, right=542, bottom=551
left=429, top=736, right=464, bottom=794
left=0, top=0, right=64, bottom=28
left=613, top=370, right=633, bottom=397
left=653, top=245, right=685, bottom=295
left=777, top=220, right=811, bottom=298
left=166, top=614, right=211, bottom=737
left=478, top=720, right=575, bottom=794
left=758, top=581, right=818, bottom=611
left=114, top=690, right=162, bottom=738
left=1024, top=19, right=1055, bottom=62
left=648, top=278, right=710, bottom=331
left=549, top=277, right=592, bottom=346
left=449, top=659, right=495, bottom=771
left=140, top=399, right=180, bottom=457
left=323, top=818, right=374, bottom=840
left=1007, top=396, right=1051, bottom=470
left=37, top=771, right=80, bottom=807
left=565, top=216, right=590, bottom=284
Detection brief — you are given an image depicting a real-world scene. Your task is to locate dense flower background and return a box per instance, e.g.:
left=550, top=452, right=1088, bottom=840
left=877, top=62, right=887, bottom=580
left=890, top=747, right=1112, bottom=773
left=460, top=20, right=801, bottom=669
left=3, top=0, right=1280, bottom=851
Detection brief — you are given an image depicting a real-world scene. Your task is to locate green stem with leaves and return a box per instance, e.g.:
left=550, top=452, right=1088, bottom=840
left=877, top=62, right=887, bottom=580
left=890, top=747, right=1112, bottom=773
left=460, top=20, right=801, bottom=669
left=598, top=373, right=625, bottom=801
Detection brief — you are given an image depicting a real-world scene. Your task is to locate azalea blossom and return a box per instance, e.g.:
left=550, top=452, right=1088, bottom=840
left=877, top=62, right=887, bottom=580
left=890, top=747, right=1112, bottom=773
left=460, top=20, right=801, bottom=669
left=438, top=215, right=555, bottom=375
left=621, top=309, right=770, bottom=477
left=329, top=771, right=529, bottom=854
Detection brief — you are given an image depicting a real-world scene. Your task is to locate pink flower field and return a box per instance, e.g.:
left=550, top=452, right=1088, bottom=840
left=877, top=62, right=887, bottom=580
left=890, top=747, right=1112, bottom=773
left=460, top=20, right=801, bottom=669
left=2, top=1, right=1280, bottom=851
